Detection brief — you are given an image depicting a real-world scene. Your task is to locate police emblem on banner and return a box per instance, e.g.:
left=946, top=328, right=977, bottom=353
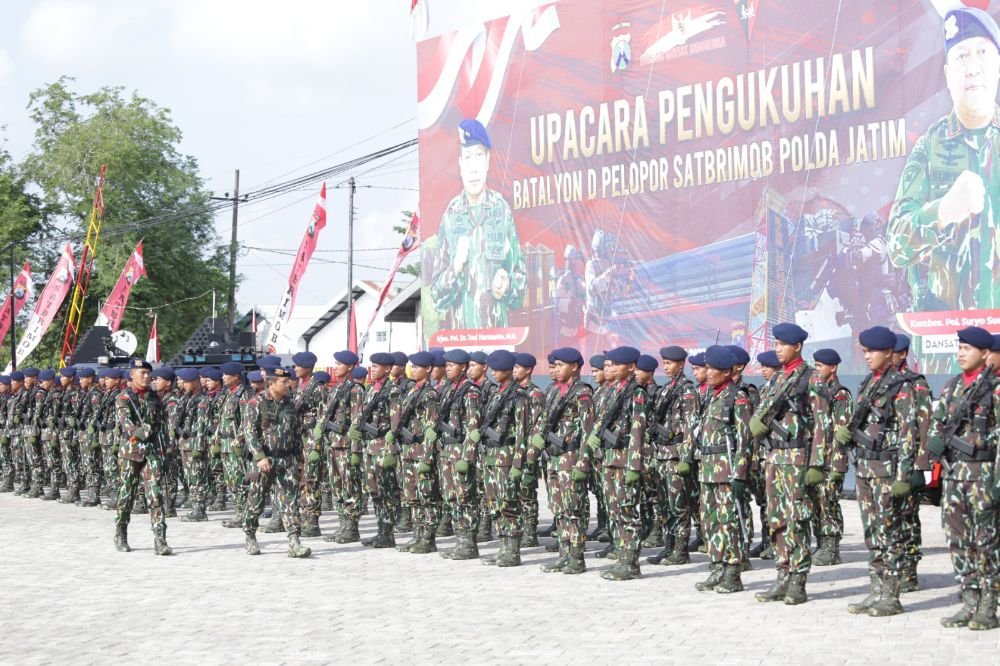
left=610, top=22, right=631, bottom=73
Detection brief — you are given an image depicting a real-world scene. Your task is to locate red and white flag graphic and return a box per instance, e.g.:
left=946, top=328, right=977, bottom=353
left=359, top=211, right=421, bottom=353
left=97, top=241, right=146, bottom=332
left=6, top=245, right=74, bottom=371
left=145, top=313, right=160, bottom=363
left=0, top=262, right=33, bottom=347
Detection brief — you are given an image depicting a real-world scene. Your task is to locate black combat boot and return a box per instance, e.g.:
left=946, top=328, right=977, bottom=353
left=79, top=486, right=100, bottom=507
left=601, top=548, right=641, bottom=581
left=436, top=514, right=454, bottom=537
left=42, top=484, right=60, bottom=501
left=398, top=524, right=422, bottom=553
left=287, top=533, right=312, bottom=558
left=646, top=533, right=676, bottom=565
left=324, top=511, right=345, bottom=542
left=497, top=536, right=522, bottom=567
left=900, top=562, right=919, bottom=593
left=593, top=543, right=616, bottom=559
left=245, top=531, right=261, bottom=555
left=221, top=508, right=245, bottom=529
left=813, top=535, right=841, bottom=566
left=642, top=522, right=664, bottom=548
left=59, top=485, right=80, bottom=504
left=848, top=574, right=883, bottom=615
left=663, top=538, right=690, bottom=565
left=300, top=514, right=322, bottom=538
left=868, top=574, right=903, bottom=617
left=783, top=573, right=808, bottom=605
left=537, top=518, right=557, bottom=538
left=450, top=530, right=480, bottom=560
left=334, top=517, right=360, bottom=544
left=208, top=492, right=226, bottom=512
left=181, top=502, right=208, bottom=522
left=134, top=491, right=148, bottom=513
left=410, top=523, right=437, bottom=554
left=0, top=473, right=14, bottom=493
left=942, top=589, right=979, bottom=628
left=688, top=533, right=704, bottom=553
left=970, top=589, right=1000, bottom=631
left=587, top=502, right=609, bottom=542
left=261, top=512, right=286, bottom=533
left=481, top=537, right=504, bottom=566
left=715, top=563, right=745, bottom=593
left=321, top=489, right=334, bottom=512
left=541, top=541, right=570, bottom=572
left=373, top=521, right=396, bottom=549
left=114, top=524, right=131, bottom=552
left=562, top=544, right=587, bottom=575
left=756, top=570, right=790, bottom=602
left=695, top=563, right=724, bottom=591
left=153, top=525, right=173, bottom=556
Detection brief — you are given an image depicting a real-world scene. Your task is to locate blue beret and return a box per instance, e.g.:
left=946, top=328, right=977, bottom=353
left=128, top=358, right=152, bottom=371
left=77, top=367, right=96, bottom=378
left=636, top=354, right=658, bottom=372
left=96, top=368, right=114, bottom=380
left=704, top=345, right=736, bottom=370
left=993, top=334, right=1000, bottom=353
left=220, top=362, right=244, bottom=376
left=944, top=7, right=1000, bottom=54
left=547, top=352, right=556, bottom=364
left=246, top=370, right=263, bottom=382
left=175, top=368, right=199, bottom=382
left=0, top=375, right=9, bottom=385
left=292, top=351, right=317, bottom=368
left=859, top=326, right=896, bottom=351
left=351, top=366, right=369, bottom=380
left=590, top=354, right=606, bottom=368
left=551, top=347, right=583, bottom=365
left=813, top=348, right=842, bottom=366
left=38, top=369, right=56, bottom=381
left=22, top=367, right=39, bottom=377
left=514, top=353, right=537, bottom=368
left=313, top=370, right=331, bottom=384
left=957, top=326, right=994, bottom=350
left=9, top=371, right=24, bottom=381
left=756, top=350, right=781, bottom=369
left=265, top=366, right=290, bottom=379
left=391, top=351, right=408, bottom=366
left=370, top=352, right=395, bottom=366
left=773, top=323, right=808, bottom=345
left=431, top=350, right=446, bottom=367
left=59, top=367, right=77, bottom=378
left=659, top=346, right=687, bottom=361
left=199, top=367, right=223, bottom=381
left=688, top=353, right=706, bottom=367
left=726, top=345, right=751, bottom=366
left=444, top=349, right=470, bottom=364
left=334, top=350, right=359, bottom=365
left=469, top=351, right=488, bottom=365
left=894, top=334, right=911, bottom=353
left=409, top=351, right=433, bottom=368
left=606, top=346, right=640, bottom=365
left=459, top=118, right=491, bottom=150
left=151, top=367, right=175, bottom=381
left=257, top=355, right=282, bottom=368
left=487, top=350, right=516, bottom=371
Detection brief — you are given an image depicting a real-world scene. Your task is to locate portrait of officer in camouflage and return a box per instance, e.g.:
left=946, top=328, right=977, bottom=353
left=887, top=7, right=1000, bottom=314
left=429, top=118, right=527, bottom=330
left=925, top=326, right=1000, bottom=631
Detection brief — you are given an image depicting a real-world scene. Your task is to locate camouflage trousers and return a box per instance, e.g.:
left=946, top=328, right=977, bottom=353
left=80, top=434, right=103, bottom=493
left=941, top=477, right=1000, bottom=590
left=441, top=458, right=479, bottom=533
left=518, top=468, right=540, bottom=529
left=208, top=450, right=225, bottom=500
left=25, top=435, right=46, bottom=489
left=0, top=435, right=12, bottom=484
left=102, top=435, right=121, bottom=499
left=364, top=449, right=400, bottom=528
left=181, top=450, right=208, bottom=506
left=649, top=458, right=692, bottom=544
left=900, top=493, right=923, bottom=567
left=748, top=466, right=767, bottom=539
left=590, top=458, right=606, bottom=532
left=115, top=454, right=166, bottom=531
left=765, top=463, right=813, bottom=574
left=548, top=464, right=588, bottom=548
left=702, top=481, right=744, bottom=565
left=689, top=464, right=703, bottom=541
left=810, top=475, right=844, bottom=539
left=401, top=457, right=440, bottom=531
left=221, top=449, right=248, bottom=514
left=11, top=435, right=26, bottom=488
left=641, top=464, right=662, bottom=535
left=601, top=465, right=641, bottom=554
left=300, top=435, right=325, bottom=518
left=43, top=430, right=64, bottom=489
left=244, top=455, right=303, bottom=536
left=855, top=475, right=905, bottom=577
left=59, top=434, right=81, bottom=490
left=327, top=447, right=362, bottom=520
left=482, top=464, right=521, bottom=537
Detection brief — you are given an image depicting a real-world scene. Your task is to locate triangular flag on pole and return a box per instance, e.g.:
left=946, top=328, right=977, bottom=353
left=145, top=314, right=160, bottom=363
left=348, top=303, right=358, bottom=355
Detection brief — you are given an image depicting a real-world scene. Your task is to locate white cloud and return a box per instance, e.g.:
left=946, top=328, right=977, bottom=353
left=0, top=49, right=13, bottom=82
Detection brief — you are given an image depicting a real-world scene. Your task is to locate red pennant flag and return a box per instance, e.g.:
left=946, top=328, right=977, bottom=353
left=145, top=314, right=160, bottom=363
left=359, top=211, right=420, bottom=354
left=0, top=262, right=33, bottom=347
left=348, top=303, right=358, bottom=354
left=97, top=241, right=147, bottom=332
left=6, top=246, right=74, bottom=371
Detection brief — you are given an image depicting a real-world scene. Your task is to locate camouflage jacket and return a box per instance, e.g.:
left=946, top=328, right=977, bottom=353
left=97, top=386, right=122, bottom=445
left=887, top=108, right=1000, bottom=310
left=60, top=387, right=83, bottom=438
left=322, top=378, right=364, bottom=452
left=520, top=380, right=546, bottom=433
left=848, top=368, right=916, bottom=481
left=244, top=391, right=301, bottom=461
left=116, top=386, right=165, bottom=463
left=435, top=377, right=482, bottom=464
left=647, top=374, right=699, bottom=463
left=295, top=375, right=327, bottom=446
left=898, top=365, right=934, bottom=471
left=24, top=385, right=47, bottom=438
left=752, top=362, right=826, bottom=467
left=217, top=383, right=251, bottom=453
left=39, top=386, right=63, bottom=444
left=6, top=388, right=26, bottom=433
left=193, top=388, right=222, bottom=453
left=596, top=377, right=647, bottom=471
left=593, top=383, right=613, bottom=423
left=928, top=368, right=999, bottom=482
left=527, top=378, right=594, bottom=473
left=354, top=377, right=398, bottom=459
left=429, top=188, right=527, bottom=328
left=179, top=390, right=206, bottom=453
left=0, top=392, right=8, bottom=435
left=695, top=381, right=752, bottom=483
left=479, top=380, right=528, bottom=469
left=811, top=378, right=853, bottom=474
left=77, top=385, right=103, bottom=444
left=391, top=380, right=439, bottom=464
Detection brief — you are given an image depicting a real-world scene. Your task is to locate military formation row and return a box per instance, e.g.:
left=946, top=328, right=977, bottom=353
left=2, top=324, right=999, bottom=630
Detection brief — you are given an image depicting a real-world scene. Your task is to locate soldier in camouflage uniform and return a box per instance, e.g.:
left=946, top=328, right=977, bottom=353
left=832, top=327, right=917, bottom=617
left=200, top=368, right=226, bottom=511
left=809, top=349, right=853, bottom=567
left=23, top=368, right=50, bottom=499
left=646, top=346, right=700, bottom=566
left=893, top=333, right=934, bottom=592
left=76, top=368, right=103, bottom=507
left=725, top=346, right=759, bottom=566
left=587, top=355, right=612, bottom=544
left=749, top=323, right=827, bottom=605
left=217, top=362, right=252, bottom=529
left=8, top=371, right=28, bottom=496
left=513, top=353, right=546, bottom=547
left=98, top=369, right=124, bottom=509
left=353, top=353, right=401, bottom=549
left=178, top=368, right=210, bottom=522
left=0, top=376, right=12, bottom=492
left=687, top=353, right=709, bottom=554
left=533, top=353, right=561, bottom=548
left=749, top=351, right=782, bottom=559
left=291, top=351, right=326, bottom=537
left=113, top=358, right=172, bottom=556
left=151, top=367, right=181, bottom=517
left=528, top=347, right=594, bottom=574
left=242, top=366, right=311, bottom=558
left=429, top=119, right=526, bottom=330
left=57, top=368, right=83, bottom=504
left=925, top=326, right=1000, bottom=630
left=390, top=351, right=415, bottom=534
left=393, top=352, right=441, bottom=554
left=586, top=346, right=647, bottom=581
left=468, top=351, right=494, bottom=544
left=433, top=349, right=483, bottom=560
left=690, top=346, right=752, bottom=593
left=635, top=355, right=661, bottom=549
left=887, top=8, right=1000, bottom=330
left=317, top=350, right=364, bottom=543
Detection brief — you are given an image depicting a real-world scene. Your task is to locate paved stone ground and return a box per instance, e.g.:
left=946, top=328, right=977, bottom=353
left=0, top=491, right=996, bottom=664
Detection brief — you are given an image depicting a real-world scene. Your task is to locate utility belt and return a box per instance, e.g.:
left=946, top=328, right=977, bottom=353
left=945, top=435, right=994, bottom=463
left=765, top=436, right=807, bottom=451
left=544, top=431, right=582, bottom=457
left=600, top=427, right=627, bottom=450
left=397, top=425, right=424, bottom=446
left=360, top=422, right=390, bottom=439
left=700, top=444, right=729, bottom=456
left=439, top=422, right=463, bottom=446
left=481, top=426, right=515, bottom=449
left=263, top=446, right=300, bottom=459
left=854, top=447, right=897, bottom=462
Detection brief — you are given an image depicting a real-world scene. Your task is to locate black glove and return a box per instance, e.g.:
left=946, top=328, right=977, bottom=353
left=908, top=470, right=926, bottom=492
left=732, top=478, right=748, bottom=502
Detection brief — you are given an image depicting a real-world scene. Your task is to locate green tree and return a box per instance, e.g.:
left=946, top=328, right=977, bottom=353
left=19, top=77, right=230, bottom=365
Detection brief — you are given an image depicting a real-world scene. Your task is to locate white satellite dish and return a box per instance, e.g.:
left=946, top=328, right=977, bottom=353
left=112, top=330, right=138, bottom=356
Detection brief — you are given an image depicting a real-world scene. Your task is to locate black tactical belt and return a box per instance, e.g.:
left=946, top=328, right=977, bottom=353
left=766, top=439, right=806, bottom=450
left=546, top=441, right=581, bottom=457
left=854, top=448, right=897, bottom=462
left=946, top=448, right=995, bottom=463
left=699, top=444, right=729, bottom=455
left=264, top=448, right=299, bottom=458
left=482, top=436, right=516, bottom=449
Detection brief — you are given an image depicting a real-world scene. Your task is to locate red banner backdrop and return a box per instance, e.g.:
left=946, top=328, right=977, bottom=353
left=0, top=262, right=32, bottom=347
